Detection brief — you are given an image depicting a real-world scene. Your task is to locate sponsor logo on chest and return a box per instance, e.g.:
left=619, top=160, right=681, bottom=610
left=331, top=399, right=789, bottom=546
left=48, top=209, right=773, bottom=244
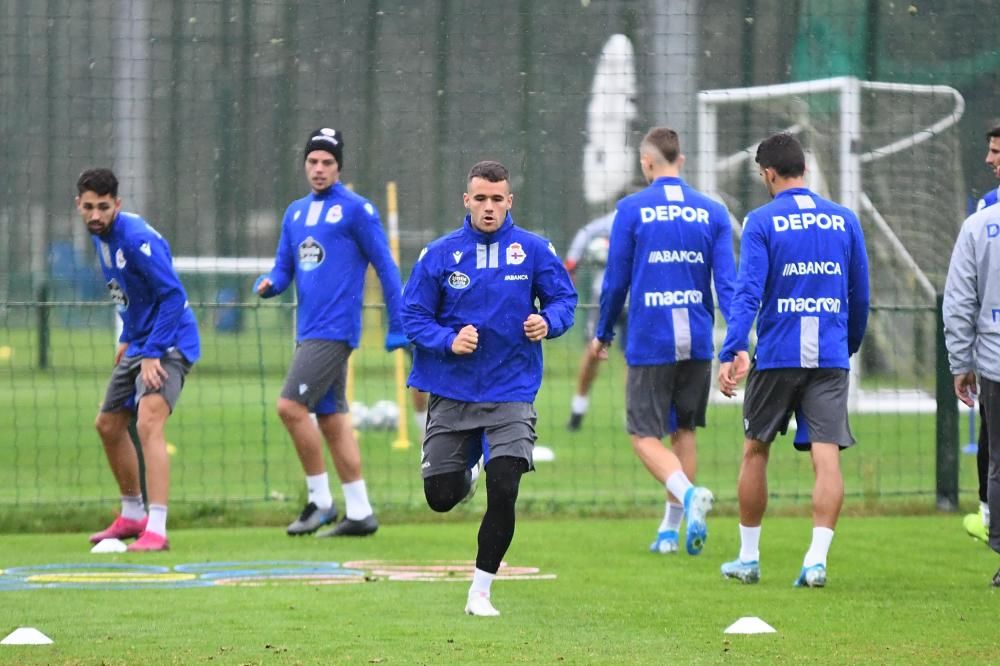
left=448, top=271, right=470, bottom=289
left=298, top=237, right=325, bottom=271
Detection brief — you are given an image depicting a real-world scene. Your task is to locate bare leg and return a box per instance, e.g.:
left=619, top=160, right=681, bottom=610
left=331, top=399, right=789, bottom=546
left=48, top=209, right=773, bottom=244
left=810, top=442, right=843, bottom=529
left=575, top=349, right=601, bottom=397
left=668, top=429, right=697, bottom=503
left=631, top=435, right=685, bottom=484
left=135, top=394, right=171, bottom=505
left=94, top=409, right=141, bottom=497
left=317, top=412, right=362, bottom=483
left=738, top=438, right=770, bottom=527
left=277, top=398, right=327, bottom=476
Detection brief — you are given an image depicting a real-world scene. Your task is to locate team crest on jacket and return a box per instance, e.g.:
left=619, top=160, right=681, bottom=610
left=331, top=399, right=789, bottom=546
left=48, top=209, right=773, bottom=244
left=115, top=248, right=126, bottom=269
left=298, top=237, right=325, bottom=271
left=448, top=271, right=470, bottom=289
left=325, top=205, right=343, bottom=224
left=506, top=242, right=526, bottom=265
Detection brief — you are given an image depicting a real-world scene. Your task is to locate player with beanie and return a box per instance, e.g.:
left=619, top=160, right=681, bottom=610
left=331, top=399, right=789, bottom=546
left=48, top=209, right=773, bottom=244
left=255, top=127, right=408, bottom=538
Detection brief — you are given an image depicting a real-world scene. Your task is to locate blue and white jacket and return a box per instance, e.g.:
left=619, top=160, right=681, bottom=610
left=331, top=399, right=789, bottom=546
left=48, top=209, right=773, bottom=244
left=263, top=182, right=404, bottom=347
left=719, top=187, right=870, bottom=370
left=92, top=212, right=200, bottom=362
left=403, top=214, right=577, bottom=403
left=597, top=176, right=737, bottom=365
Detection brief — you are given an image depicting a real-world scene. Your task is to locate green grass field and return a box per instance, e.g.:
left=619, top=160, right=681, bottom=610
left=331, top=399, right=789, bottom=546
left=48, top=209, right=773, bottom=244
left=0, top=301, right=982, bottom=526
left=0, top=515, right=997, bottom=664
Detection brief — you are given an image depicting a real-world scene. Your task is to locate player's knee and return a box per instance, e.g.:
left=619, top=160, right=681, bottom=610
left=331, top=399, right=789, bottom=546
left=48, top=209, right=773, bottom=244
left=94, top=412, right=117, bottom=439
left=424, top=472, right=465, bottom=512
left=276, top=398, right=307, bottom=423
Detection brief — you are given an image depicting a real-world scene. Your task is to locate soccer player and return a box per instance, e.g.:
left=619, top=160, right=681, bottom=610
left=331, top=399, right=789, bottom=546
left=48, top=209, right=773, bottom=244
left=255, top=127, right=408, bottom=538
left=564, top=209, right=615, bottom=432
left=403, top=161, right=576, bottom=616
left=944, top=177, right=1000, bottom=587
left=591, top=127, right=732, bottom=556
left=975, top=125, right=1000, bottom=212
left=79, top=168, right=200, bottom=552
left=718, top=132, right=870, bottom=587
left=963, top=125, right=1000, bottom=543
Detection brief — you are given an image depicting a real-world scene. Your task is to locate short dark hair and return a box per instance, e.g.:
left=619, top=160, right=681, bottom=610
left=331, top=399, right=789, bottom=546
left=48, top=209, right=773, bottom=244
left=640, top=127, right=680, bottom=163
left=77, top=168, right=119, bottom=197
left=467, top=161, right=509, bottom=184
left=987, top=125, right=1000, bottom=140
left=755, top=133, right=806, bottom=178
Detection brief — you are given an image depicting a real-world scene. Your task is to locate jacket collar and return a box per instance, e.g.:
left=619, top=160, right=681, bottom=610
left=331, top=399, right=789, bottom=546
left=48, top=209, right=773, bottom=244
left=774, top=187, right=814, bottom=200
left=310, top=182, right=345, bottom=200
left=462, top=213, right=514, bottom=243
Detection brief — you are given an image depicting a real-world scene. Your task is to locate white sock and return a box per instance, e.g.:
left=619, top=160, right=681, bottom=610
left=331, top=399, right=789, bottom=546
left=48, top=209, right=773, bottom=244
left=146, top=504, right=167, bottom=537
left=342, top=479, right=373, bottom=520
left=658, top=502, right=684, bottom=533
left=982, top=501, right=991, bottom=527
left=665, top=471, right=693, bottom=506
left=571, top=395, right=589, bottom=415
left=414, top=410, right=428, bottom=437
left=739, top=524, right=761, bottom=562
left=469, top=568, right=495, bottom=596
left=120, top=494, right=146, bottom=521
left=803, top=527, right=834, bottom=568
left=306, top=473, right=333, bottom=510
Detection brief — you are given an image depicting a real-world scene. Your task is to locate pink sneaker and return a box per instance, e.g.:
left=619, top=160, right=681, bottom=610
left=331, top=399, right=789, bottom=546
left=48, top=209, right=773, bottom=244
left=89, top=515, right=148, bottom=544
left=127, top=531, right=170, bottom=552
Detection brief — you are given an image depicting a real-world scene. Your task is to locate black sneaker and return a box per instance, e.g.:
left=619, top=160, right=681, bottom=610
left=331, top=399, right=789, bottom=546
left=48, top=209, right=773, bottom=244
left=286, top=502, right=338, bottom=536
left=316, top=514, right=379, bottom=537
left=567, top=412, right=583, bottom=432
left=992, top=566, right=1000, bottom=587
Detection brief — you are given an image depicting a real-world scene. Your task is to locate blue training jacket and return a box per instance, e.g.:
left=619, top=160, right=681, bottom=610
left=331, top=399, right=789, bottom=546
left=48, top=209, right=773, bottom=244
left=719, top=187, right=870, bottom=369
left=403, top=214, right=577, bottom=403
left=92, top=212, right=200, bottom=362
left=264, top=182, right=404, bottom=347
left=596, top=176, right=737, bottom=365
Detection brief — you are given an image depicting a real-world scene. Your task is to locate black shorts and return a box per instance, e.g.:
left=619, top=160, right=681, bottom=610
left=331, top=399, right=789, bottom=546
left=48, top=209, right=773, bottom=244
left=100, top=349, right=192, bottom=413
left=743, top=365, right=855, bottom=448
left=279, top=340, right=351, bottom=415
left=625, top=361, right=711, bottom=438
left=421, top=395, right=536, bottom=478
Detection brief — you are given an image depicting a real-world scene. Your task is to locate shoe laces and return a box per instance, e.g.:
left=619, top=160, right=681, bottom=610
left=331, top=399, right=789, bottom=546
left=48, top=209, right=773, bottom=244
left=298, top=502, right=318, bottom=521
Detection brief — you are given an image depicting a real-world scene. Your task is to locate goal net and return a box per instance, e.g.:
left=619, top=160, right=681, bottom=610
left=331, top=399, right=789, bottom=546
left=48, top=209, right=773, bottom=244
left=696, top=76, right=965, bottom=407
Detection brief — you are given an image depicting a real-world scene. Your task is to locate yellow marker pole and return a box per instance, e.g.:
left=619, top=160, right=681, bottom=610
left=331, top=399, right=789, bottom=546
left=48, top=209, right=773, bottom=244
left=343, top=190, right=357, bottom=436
left=387, top=181, right=410, bottom=450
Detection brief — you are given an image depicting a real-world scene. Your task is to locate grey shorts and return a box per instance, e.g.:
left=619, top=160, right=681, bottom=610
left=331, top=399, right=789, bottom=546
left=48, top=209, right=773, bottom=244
left=626, top=361, right=711, bottom=438
left=280, top=340, right=351, bottom=415
left=421, top=395, right=536, bottom=478
left=743, top=366, right=855, bottom=448
left=100, top=349, right=192, bottom=413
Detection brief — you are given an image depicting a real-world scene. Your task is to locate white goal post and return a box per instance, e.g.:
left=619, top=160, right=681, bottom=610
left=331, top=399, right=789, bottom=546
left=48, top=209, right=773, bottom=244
left=695, top=75, right=964, bottom=302
left=695, top=75, right=965, bottom=412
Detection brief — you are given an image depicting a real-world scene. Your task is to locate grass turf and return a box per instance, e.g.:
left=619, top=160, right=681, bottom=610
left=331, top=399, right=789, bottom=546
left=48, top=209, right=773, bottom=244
left=0, top=515, right=997, bottom=664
